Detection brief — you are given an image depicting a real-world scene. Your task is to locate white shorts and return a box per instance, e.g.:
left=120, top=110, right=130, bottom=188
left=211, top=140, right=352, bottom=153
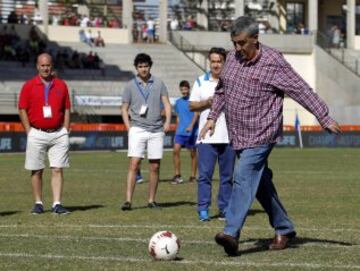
left=25, top=127, right=70, bottom=170
left=128, top=126, right=164, bottom=160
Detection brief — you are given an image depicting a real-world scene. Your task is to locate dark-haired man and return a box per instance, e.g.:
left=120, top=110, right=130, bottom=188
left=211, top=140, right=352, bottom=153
left=200, top=16, right=341, bottom=255
left=189, top=47, right=235, bottom=222
left=121, top=53, right=171, bottom=211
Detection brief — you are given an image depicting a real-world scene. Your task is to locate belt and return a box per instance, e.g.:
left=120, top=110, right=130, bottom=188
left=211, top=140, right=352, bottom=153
left=32, top=127, right=62, bottom=133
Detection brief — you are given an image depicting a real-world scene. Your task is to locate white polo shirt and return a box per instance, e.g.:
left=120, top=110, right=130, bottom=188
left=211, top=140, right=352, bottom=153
left=189, top=72, right=230, bottom=144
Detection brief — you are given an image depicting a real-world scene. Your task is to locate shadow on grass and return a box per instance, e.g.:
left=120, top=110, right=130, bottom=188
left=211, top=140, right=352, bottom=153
left=236, top=236, right=355, bottom=256
left=133, top=201, right=196, bottom=210
left=66, top=204, right=105, bottom=212
left=0, top=211, right=21, bottom=217
left=211, top=209, right=265, bottom=220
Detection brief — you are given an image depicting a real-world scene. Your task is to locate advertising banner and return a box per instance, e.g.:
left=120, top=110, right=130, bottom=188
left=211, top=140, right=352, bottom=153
left=0, top=131, right=359, bottom=153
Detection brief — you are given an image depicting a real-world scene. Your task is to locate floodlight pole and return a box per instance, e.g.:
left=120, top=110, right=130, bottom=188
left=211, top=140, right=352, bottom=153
left=39, top=0, right=49, bottom=36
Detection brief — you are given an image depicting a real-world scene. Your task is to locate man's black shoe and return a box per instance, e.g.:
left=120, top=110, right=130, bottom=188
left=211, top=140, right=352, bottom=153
left=147, top=202, right=161, bottom=209
left=121, top=201, right=132, bottom=211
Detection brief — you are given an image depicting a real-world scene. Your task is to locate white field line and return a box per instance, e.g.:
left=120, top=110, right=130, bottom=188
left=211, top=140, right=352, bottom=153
left=0, top=223, right=360, bottom=234
left=0, top=252, right=359, bottom=270
left=0, top=233, right=358, bottom=250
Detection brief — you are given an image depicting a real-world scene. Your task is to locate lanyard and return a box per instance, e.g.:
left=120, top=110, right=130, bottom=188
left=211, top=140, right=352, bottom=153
left=44, top=81, right=52, bottom=105
left=134, top=78, right=153, bottom=103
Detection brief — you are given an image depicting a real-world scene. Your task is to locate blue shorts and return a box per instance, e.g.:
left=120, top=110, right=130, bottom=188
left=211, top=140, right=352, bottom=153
left=174, top=134, right=197, bottom=149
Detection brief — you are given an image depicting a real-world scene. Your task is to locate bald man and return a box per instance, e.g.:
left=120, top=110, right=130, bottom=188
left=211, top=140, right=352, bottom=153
left=19, top=53, right=71, bottom=215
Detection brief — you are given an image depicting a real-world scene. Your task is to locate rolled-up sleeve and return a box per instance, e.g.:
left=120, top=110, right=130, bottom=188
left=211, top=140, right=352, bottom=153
left=207, top=78, right=225, bottom=121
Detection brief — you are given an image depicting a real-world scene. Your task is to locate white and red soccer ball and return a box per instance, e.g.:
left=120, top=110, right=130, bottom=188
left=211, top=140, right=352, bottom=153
left=148, top=231, right=180, bottom=260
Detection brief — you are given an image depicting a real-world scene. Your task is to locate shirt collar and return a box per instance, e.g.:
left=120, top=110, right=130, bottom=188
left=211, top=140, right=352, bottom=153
left=35, top=75, right=54, bottom=85
left=136, top=75, right=154, bottom=85
left=204, top=71, right=218, bottom=82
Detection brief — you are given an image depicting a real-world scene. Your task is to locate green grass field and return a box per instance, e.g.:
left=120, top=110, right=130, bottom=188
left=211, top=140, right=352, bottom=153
left=0, top=148, right=359, bottom=271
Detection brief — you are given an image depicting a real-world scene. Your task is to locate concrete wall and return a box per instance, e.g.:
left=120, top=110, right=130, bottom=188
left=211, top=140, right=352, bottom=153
left=355, top=36, right=360, bottom=50
left=39, top=25, right=130, bottom=44
left=175, top=31, right=313, bottom=54
left=283, top=53, right=318, bottom=125
left=5, top=24, right=130, bottom=44
left=315, top=45, right=360, bottom=124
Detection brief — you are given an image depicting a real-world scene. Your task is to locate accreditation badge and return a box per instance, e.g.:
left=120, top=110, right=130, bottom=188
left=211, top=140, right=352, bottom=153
left=43, top=106, right=53, bottom=118
left=139, top=104, right=148, bottom=116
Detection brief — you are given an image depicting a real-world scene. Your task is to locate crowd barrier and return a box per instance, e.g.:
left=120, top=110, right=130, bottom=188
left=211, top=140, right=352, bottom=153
left=0, top=123, right=359, bottom=152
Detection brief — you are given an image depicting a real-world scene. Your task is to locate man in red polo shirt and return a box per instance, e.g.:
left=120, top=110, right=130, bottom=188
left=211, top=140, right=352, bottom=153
left=19, top=53, right=71, bottom=215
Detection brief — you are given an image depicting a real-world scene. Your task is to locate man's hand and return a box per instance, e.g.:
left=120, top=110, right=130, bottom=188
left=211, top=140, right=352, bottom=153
left=185, top=124, right=193, bottom=132
left=207, top=96, right=213, bottom=107
left=326, top=122, right=341, bottom=134
left=163, top=122, right=170, bottom=133
left=199, top=119, right=215, bottom=139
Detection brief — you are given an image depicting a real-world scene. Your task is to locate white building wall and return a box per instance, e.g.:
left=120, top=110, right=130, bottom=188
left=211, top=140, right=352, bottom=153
left=283, top=53, right=319, bottom=126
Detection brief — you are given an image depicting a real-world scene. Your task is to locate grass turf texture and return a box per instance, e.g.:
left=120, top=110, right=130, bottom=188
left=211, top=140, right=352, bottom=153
left=0, top=148, right=359, bottom=271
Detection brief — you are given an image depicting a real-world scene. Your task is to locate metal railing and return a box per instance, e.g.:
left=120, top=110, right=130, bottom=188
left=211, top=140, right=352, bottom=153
left=316, top=31, right=360, bottom=76
left=168, top=30, right=206, bottom=72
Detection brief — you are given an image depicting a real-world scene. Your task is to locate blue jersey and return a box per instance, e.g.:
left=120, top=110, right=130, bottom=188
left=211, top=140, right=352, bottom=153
left=174, top=97, right=198, bottom=136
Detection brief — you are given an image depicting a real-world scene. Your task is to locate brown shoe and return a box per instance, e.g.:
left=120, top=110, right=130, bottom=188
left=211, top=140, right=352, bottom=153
left=188, top=176, right=196, bottom=183
left=269, top=231, right=296, bottom=250
left=215, top=232, right=239, bottom=256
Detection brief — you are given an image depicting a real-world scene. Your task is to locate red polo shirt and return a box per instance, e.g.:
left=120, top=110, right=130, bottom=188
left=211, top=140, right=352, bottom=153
left=18, top=75, right=71, bottom=129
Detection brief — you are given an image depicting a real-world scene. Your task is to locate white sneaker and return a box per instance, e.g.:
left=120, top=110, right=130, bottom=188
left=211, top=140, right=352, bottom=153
left=171, top=175, right=183, bottom=184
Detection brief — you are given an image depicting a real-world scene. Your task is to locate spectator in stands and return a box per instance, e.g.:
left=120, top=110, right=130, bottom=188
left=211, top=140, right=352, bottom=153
left=264, top=21, right=274, bottom=34
left=146, top=17, right=155, bottom=43
left=85, top=29, right=94, bottom=45
left=79, top=29, right=93, bottom=47
left=55, top=50, right=65, bottom=72
left=95, top=31, right=105, bottom=47
left=331, top=25, right=341, bottom=48
left=170, top=17, right=179, bottom=31
left=121, top=53, right=171, bottom=211
left=52, top=15, right=60, bottom=26
left=141, top=23, right=148, bottom=42
left=93, top=16, right=102, bottom=27
left=85, top=51, right=95, bottom=69
left=201, top=16, right=341, bottom=256
left=189, top=47, right=235, bottom=222
left=295, top=23, right=309, bottom=35
left=19, top=13, right=29, bottom=25
left=183, top=15, right=196, bottom=30
left=108, top=17, right=120, bottom=28
left=80, top=15, right=90, bottom=28
left=18, top=53, right=71, bottom=215
left=172, top=80, right=199, bottom=184
left=70, top=50, right=81, bottom=69
left=32, top=6, right=42, bottom=25
left=7, top=11, right=18, bottom=24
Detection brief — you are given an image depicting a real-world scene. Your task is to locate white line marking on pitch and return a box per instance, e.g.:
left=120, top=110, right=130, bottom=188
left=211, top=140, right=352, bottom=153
left=0, top=233, right=358, bottom=250
left=0, top=223, right=360, bottom=233
left=0, top=252, right=359, bottom=270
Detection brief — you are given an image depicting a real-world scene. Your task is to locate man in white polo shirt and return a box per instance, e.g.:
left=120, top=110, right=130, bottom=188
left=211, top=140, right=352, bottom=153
left=189, top=47, right=235, bottom=221
left=121, top=53, right=171, bottom=211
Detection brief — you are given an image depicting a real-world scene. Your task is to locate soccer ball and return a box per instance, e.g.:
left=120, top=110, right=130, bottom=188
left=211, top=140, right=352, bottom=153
left=148, top=231, right=180, bottom=260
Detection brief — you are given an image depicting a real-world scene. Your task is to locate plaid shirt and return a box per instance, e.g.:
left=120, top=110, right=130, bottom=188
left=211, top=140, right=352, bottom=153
left=208, top=44, right=334, bottom=150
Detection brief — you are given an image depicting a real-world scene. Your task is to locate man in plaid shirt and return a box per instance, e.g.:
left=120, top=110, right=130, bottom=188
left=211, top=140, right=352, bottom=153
left=200, top=16, right=341, bottom=256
